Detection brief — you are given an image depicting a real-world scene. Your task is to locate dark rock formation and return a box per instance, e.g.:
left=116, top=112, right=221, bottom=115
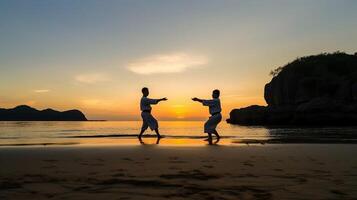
left=227, top=52, right=357, bottom=125
left=0, top=105, right=87, bottom=121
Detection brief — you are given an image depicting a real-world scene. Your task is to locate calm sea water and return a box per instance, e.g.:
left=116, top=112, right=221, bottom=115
left=0, top=121, right=357, bottom=146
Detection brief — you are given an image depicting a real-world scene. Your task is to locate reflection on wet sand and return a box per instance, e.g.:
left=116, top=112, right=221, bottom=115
left=138, top=136, right=221, bottom=146
left=81, top=137, right=230, bottom=146
left=138, top=137, right=161, bottom=145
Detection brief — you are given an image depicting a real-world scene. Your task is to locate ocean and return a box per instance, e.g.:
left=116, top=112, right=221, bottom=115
left=0, top=121, right=357, bottom=146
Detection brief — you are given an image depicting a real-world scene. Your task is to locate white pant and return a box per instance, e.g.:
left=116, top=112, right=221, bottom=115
left=204, top=113, right=222, bottom=134
left=141, top=112, right=158, bottom=131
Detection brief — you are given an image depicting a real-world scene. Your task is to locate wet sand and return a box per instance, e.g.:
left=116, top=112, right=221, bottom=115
left=1, top=144, right=357, bottom=199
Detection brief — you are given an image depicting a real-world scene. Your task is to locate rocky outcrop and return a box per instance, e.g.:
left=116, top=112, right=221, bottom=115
left=228, top=52, right=357, bottom=125
left=0, top=105, right=87, bottom=121
left=228, top=105, right=268, bottom=125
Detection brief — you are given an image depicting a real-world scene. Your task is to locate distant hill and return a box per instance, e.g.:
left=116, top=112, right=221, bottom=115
left=0, top=105, right=87, bottom=121
left=228, top=52, right=357, bottom=125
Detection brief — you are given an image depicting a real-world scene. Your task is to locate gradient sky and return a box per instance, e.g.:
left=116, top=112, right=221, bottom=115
left=1, top=0, right=356, bottom=120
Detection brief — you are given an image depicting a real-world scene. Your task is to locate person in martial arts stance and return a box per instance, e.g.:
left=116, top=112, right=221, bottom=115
left=138, top=87, right=167, bottom=139
left=192, top=89, right=222, bottom=142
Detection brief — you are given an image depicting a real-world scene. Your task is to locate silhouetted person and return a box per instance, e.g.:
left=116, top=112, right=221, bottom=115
left=192, top=89, right=222, bottom=142
left=138, top=87, right=167, bottom=139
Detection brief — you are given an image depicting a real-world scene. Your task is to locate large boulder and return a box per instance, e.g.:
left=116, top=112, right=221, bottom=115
left=228, top=52, right=357, bottom=125
left=227, top=105, right=267, bottom=125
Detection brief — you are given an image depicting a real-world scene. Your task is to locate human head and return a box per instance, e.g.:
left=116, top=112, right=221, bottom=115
left=212, top=89, right=220, bottom=99
left=142, top=87, right=149, bottom=97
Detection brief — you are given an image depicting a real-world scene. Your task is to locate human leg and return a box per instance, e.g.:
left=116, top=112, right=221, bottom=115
left=154, top=128, right=162, bottom=138
left=139, top=120, right=148, bottom=139
left=212, top=130, right=220, bottom=139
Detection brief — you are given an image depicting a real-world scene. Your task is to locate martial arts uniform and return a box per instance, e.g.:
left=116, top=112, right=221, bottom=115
left=202, top=98, right=222, bottom=134
left=140, top=97, right=159, bottom=131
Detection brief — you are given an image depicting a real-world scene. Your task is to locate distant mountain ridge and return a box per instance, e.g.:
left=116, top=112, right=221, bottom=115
left=0, top=105, right=87, bottom=121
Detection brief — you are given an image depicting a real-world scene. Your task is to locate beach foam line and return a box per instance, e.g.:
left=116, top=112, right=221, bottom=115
left=0, top=137, right=21, bottom=139
left=0, top=142, right=80, bottom=146
left=62, top=134, right=139, bottom=138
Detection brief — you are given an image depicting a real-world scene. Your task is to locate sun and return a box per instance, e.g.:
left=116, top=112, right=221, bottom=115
left=172, top=105, right=186, bottom=119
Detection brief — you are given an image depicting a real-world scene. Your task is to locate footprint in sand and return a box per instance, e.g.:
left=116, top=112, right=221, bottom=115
left=72, top=185, right=91, bottom=192
left=169, top=166, right=182, bottom=170
left=42, top=159, right=58, bottom=163
left=330, top=189, right=347, bottom=196
left=168, top=157, right=187, bottom=164
left=80, top=162, right=90, bottom=166
left=112, top=173, right=126, bottom=177
left=160, top=169, right=220, bottom=180
left=312, top=169, right=330, bottom=174
left=0, top=181, right=23, bottom=189
left=332, top=179, right=344, bottom=185
left=88, top=163, right=105, bottom=167
left=122, top=158, right=133, bottom=161
left=55, top=170, right=68, bottom=174
left=296, top=177, right=308, bottom=183
left=243, top=161, right=254, bottom=167
left=169, top=160, right=187, bottom=164
left=112, top=169, right=126, bottom=172
left=42, top=165, right=57, bottom=169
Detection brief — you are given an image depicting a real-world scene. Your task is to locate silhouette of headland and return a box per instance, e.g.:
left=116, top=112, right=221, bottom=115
left=227, top=52, right=357, bottom=126
left=0, top=105, right=87, bottom=121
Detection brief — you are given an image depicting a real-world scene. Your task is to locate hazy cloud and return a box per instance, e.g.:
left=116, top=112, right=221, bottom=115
left=75, top=73, right=110, bottom=84
left=81, top=99, right=102, bottom=106
left=34, top=89, right=50, bottom=93
left=80, top=99, right=116, bottom=110
left=127, top=53, right=207, bottom=75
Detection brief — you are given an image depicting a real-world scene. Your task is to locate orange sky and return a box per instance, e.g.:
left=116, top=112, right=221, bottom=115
left=1, top=1, right=356, bottom=120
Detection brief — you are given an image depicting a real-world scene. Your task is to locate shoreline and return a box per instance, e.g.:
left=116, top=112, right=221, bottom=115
left=1, top=136, right=357, bottom=147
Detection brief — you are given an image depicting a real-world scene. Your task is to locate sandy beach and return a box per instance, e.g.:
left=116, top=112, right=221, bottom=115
left=1, top=144, right=356, bottom=200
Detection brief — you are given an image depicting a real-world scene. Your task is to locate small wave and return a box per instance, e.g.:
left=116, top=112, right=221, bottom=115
left=0, top=137, right=21, bottom=139
left=60, top=129, right=86, bottom=132
left=63, top=134, right=138, bottom=138
left=0, top=142, right=80, bottom=146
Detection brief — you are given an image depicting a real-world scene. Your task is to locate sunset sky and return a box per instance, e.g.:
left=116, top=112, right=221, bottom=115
left=1, top=0, right=357, bottom=120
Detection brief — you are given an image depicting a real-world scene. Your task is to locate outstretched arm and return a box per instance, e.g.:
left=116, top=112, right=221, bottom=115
left=192, top=97, right=203, bottom=103
left=147, top=97, right=168, bottom=105
left=158, top=97, right=168, bottom=103
left=192, top=98, right=215, bottom=106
